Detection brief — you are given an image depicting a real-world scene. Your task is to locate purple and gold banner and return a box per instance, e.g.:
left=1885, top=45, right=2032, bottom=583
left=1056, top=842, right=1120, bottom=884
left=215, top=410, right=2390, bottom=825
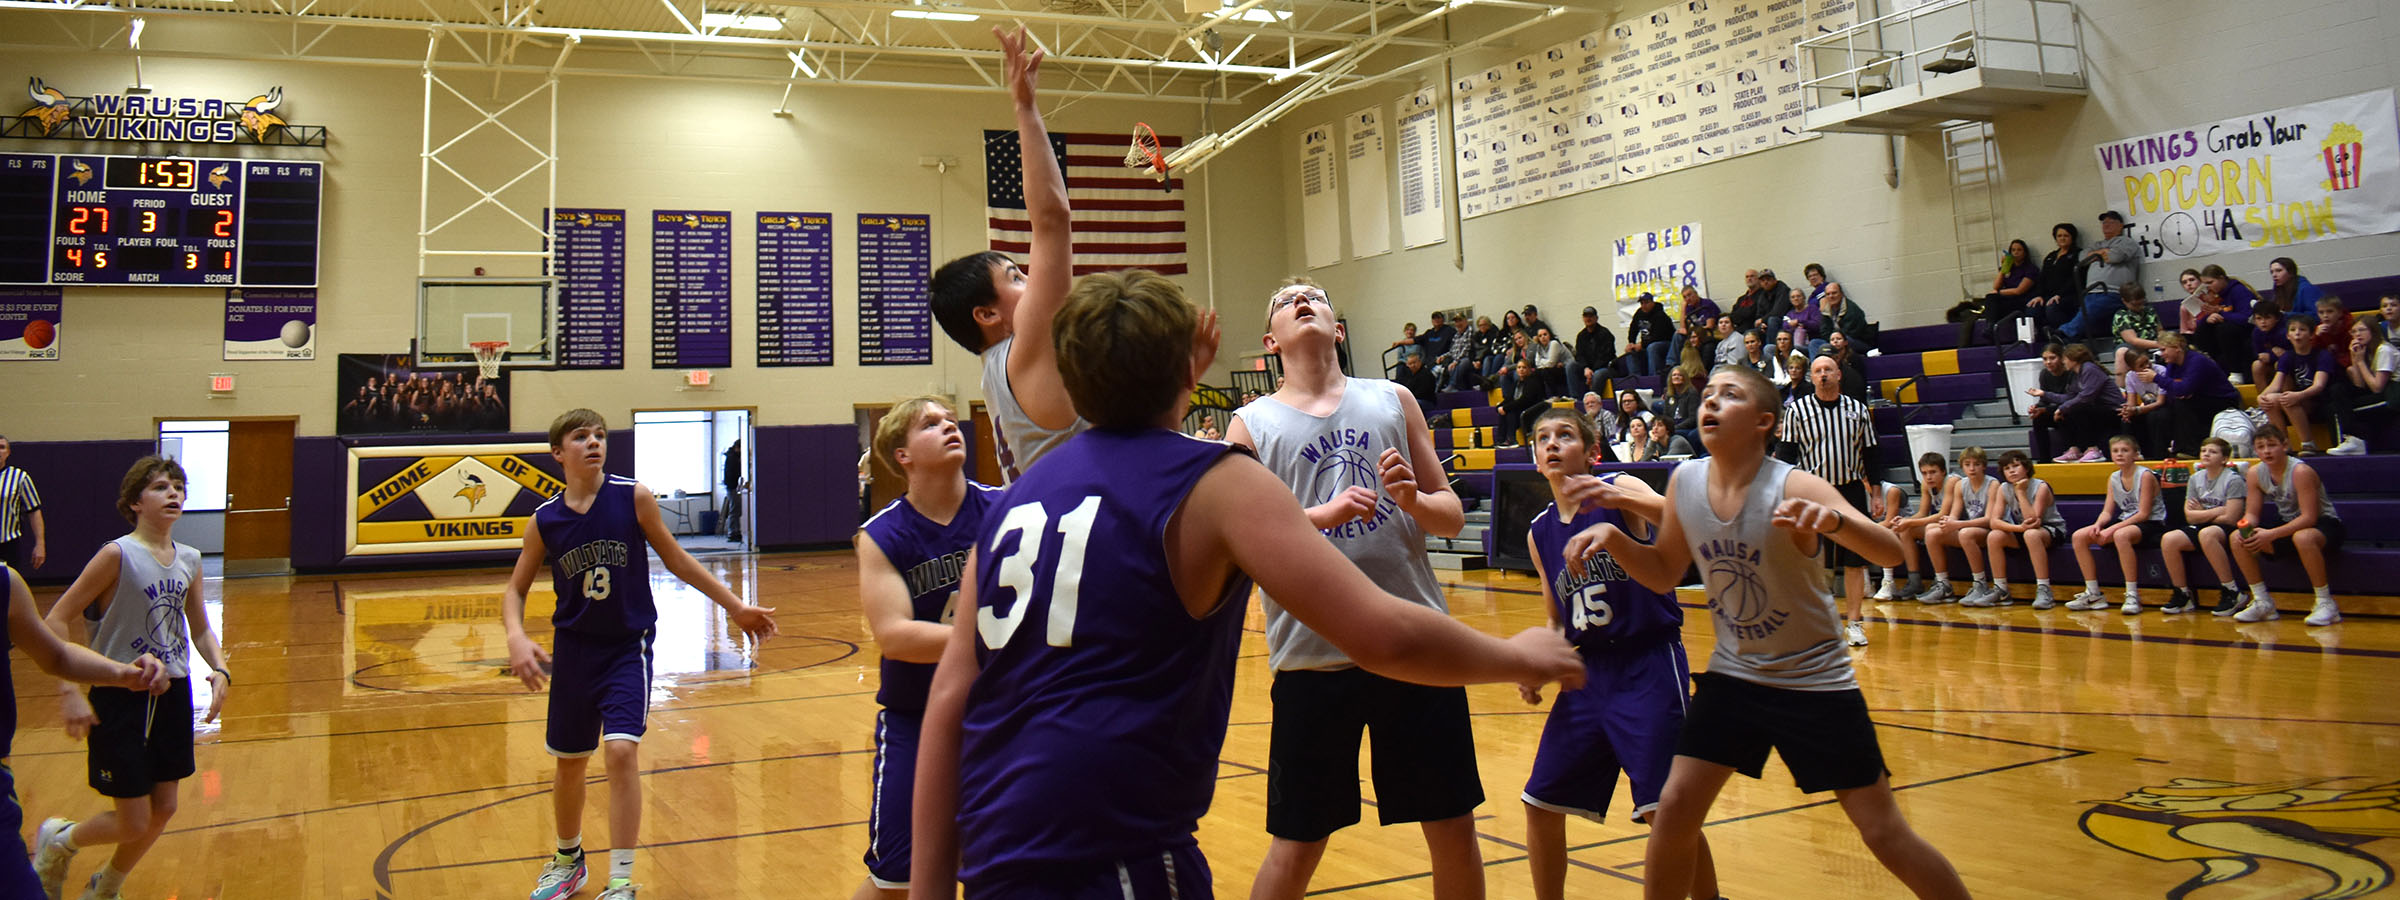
left=345, top=441, right=564, bottom=555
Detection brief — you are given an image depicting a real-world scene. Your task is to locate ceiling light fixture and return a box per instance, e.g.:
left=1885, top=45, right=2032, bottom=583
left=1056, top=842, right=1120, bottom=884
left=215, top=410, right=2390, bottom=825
left=891, top=8, right=981, bottom=20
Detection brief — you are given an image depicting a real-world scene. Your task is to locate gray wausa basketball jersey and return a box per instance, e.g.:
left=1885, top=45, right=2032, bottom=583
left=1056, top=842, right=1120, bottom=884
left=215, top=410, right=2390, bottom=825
left=90, top=535, right=200, bottom=678
left=1236, top=377, right=1447, bottom=672
left=1671, top=457, right=1855, bottom=691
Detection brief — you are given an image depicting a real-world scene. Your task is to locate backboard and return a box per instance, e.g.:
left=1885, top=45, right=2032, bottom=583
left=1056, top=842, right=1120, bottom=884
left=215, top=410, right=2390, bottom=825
left=416, top=277, right=558, bottom=368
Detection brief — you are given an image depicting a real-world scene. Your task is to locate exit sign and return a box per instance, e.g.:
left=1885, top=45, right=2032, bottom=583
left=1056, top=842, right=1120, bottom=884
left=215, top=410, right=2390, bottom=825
left=685, top=370, right=713, bottom=388
left=209, top=374, right=235, bottom=392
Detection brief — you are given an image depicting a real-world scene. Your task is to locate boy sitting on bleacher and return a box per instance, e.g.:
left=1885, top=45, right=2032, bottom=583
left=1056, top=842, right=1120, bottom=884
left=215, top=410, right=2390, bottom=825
left=2230, top=424, right=2346, bottom=626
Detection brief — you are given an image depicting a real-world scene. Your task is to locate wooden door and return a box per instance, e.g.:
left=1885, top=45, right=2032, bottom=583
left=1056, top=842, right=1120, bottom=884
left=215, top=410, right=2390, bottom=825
left=224, top=418, right=295, bottom=573
left=854, top=404, right=906, bottom=514
left=969, top=402, right=999, bottom=487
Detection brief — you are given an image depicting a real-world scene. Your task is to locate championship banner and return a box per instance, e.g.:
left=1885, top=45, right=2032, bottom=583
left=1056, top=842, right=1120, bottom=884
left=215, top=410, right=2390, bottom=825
left=2095, top=88, right=2400, bottom=260
left=1397, top=88, right=1447, bottom=249
left=1611, top=222, right=1707, bottom=328
left=345, top=442, right=564, bottom=556
left=1343, top=106, right=1392, bottom=259
left=1299, top=122, right=1342, bottom=268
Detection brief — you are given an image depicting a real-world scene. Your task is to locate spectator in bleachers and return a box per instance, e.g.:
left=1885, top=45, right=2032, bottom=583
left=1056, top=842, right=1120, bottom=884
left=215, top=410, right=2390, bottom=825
left=1967, top=240, right=2040, bottom=347
left=1729, top=269, right=1766, bottom=333
left=1755, top=269, right=1796, bottom=338
left=1708, top=321, right=1747, bottom=369
left=2067, top=435, right=2167, bottom=612
left=1782, top=285, right=1823, bottom=356
left=2118, top=350, right=2168, bottom=459
left=1823, top=331, right=1869, bottom=402
left=1769, top=331, right=1800, bottom=388
left=1821, top=283, right=1873, bottom=353
left=2024, top=344, right=2074, bottom=460
left=1520, top=304, right=1550, bottom=340
left=2112, top=284, right=2165, bottom=373
left=2020, top=223, right=2083, bottom=340
left=1580, top=390, right=1615, bottom=436
left=2230, top=424, right=2346, bottom=626
left=2186, top=266, right=2251, bottom=378
left=2375, top=293, right=2400, bottom=343
left=2314, top=296, right=2354, bottom=370
left=1395, top=350, right=1439, bottom=411
left=2041, top=343, right=2121, bottom=463
left=2159, top=437, right=2246, bottom=615
left=1623, top=292, right=1675, bottom=377
left=1496, top=359, right=1550, bottom=447
left=1654, top=366, right=1702, bottom=445
left=1893, top=453, right=1961, bottom=603
left=1803, top=263, right=1831, bottom=308
left=2258, top=314, right=2335, bottom=456
left=1572, top=306, right=1618, bottom=394
left=1441, top=315, right=1490, bottom=391
left=1419, top=310, right=1457, bottom=367
left=1387, top=321, right=1419, bottom=376
left=2064, top=211, right=2141, bottom=340
left=1668, top=286, right=1720, bottom=369
left=1531, top=326, right=1573, bottom=398
left=1498, top=328, right=1537, bottom=397
left=2247, top=302, right=2291, bottom=389
left=1468, top=314, right=1512, bottom=388
left=1735, top=330, right=1777, bottom=380
left=2155, top=334, right=2241, bottom=459
left=1985, top=450, right=2068, bottom=608
left=2263, top=257, right=2323, bottom=316
left=1501, top=309, right=1531, bottom=343
left=1634, top=416, right=1693, bottom=461
left=1606, top=390, right=1650, bottom=459
left=2331, top=318, right=2396, bottom=456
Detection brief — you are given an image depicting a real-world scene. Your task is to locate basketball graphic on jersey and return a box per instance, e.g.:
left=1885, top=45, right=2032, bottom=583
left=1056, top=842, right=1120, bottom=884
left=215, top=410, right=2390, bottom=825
left=146, top=594, right=188, bottom=659
left=1313, top=446, right=1378, bottom=505
left=1707, top=557, right=1771, bottom=624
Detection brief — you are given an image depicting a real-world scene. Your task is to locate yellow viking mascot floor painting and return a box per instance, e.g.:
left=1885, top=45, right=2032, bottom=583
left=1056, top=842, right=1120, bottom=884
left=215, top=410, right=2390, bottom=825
left=2081, top=777, right=2400, bottom=899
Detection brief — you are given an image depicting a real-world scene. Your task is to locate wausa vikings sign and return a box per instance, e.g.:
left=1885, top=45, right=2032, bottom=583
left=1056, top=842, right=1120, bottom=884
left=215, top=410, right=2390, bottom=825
left=16, top=77, right=325, bottom=146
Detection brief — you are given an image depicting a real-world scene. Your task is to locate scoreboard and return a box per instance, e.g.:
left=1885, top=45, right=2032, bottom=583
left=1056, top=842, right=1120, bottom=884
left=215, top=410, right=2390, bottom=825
left=0, top=152, right=322, bottom=287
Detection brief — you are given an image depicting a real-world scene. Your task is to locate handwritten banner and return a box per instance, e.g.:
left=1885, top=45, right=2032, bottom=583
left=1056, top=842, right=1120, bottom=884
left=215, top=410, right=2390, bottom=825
left=2094, top=88, right=2400, bottom=260
left=1611, top=222, right=1706, bottom=329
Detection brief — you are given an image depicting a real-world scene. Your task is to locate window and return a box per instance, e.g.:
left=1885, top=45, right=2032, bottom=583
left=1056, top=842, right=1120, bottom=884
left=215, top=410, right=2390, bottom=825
left=632, top=410, right=716, bottom=497
left=158, top=420, right=230, bottom=511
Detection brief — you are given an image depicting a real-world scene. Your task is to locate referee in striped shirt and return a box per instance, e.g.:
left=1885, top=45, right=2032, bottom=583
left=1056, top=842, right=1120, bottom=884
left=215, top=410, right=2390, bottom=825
left=1780, top=357, right=1880, bottom=647
left=0, top=436, right=42, bottom=573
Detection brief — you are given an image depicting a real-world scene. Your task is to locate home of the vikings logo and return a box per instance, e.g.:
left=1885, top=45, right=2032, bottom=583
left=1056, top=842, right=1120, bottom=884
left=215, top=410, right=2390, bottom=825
left=22, top=77, right=72, bottom=134
left=2080, top=776, right=2400, bottom=899
left=238, top=87, right=286, bottom=140
left=453, top=472, right=490, bottom=512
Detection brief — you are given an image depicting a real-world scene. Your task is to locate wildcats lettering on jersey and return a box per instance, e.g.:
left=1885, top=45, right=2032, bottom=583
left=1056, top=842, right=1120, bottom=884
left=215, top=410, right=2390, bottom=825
left=902, top=549, right=970, bottom=599
left=1549, top=550, right=1630, bottom=600
left=556, top=539, right=631, bottom=579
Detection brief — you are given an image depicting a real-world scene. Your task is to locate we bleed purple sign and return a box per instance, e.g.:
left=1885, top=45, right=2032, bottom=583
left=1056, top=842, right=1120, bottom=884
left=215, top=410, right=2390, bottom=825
left=223, top=288, right=316, bottom=360
left=0, top=287, right=62, bottom=361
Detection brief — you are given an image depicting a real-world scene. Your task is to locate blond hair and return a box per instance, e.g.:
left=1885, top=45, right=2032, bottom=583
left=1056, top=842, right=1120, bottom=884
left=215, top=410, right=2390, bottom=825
left=872, top=395, right=955, bottom=477
left=548, top=408, right=606, bottom=448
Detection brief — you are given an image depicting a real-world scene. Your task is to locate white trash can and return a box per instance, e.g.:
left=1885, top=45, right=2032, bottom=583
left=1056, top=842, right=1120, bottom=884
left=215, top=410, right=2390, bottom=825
left=2003, top=358, right=2043, bottom=416
left=1905, top=423, right=1955, bottom=464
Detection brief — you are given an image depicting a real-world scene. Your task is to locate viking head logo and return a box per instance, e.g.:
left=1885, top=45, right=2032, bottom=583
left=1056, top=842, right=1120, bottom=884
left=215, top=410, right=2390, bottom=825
left=575, top=212, right=594, bottom=227
left=2081, top=777, right=2400, bottom=899
left=453, top=472, right=489, bottom=511
left=22, top=77, right=72, bottom=134
left=239, top=86, right=286, bottom=140
left=207, top=163, right=232, bottom=189
left=68, top=159, right=93, bottom=185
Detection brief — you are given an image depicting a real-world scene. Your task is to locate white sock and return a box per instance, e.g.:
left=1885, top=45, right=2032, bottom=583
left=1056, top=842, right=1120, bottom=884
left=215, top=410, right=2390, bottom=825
left=94, top=866, right=127, bottom=895
left=2222, top=581, right=2239, bottom=592
left=2035, top=578, right=2050, bottom=587
left=1884, top=567, right=1901, bottom=583
left=2124, top=586, right=2139, bottom=600
left=58, top=822, right=82, bottom=852
left=557, top=835, right=582, bottom=856
left=2086, top=580, right=2101, bottom=594
left=1995, top=579, right=2010, bottom=591
left=2315, top=586, right=2334, bottom=603
left=610, top=849, right=635, bottom=883
left=2252, top=583, right=2271, bottom=603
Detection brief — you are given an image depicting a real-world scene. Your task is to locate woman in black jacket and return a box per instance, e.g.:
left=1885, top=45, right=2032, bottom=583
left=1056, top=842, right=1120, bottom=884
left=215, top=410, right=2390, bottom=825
left=2019, top=223, right=2084, bottom=339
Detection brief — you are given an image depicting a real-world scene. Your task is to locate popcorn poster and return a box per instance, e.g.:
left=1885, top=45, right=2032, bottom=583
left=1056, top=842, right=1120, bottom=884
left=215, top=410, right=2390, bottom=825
left=2094, top=88, right=2400, bottom=260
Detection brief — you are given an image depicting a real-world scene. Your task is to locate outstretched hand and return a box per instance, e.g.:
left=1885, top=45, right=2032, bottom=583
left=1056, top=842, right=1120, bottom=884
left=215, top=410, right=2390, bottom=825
left=1560, top=521, right=1624, bottom=578
left=995, top=26, right=1044, bottom=108
left=1192, top=307, right=1221, bottom=381
left=731, top=604, right=782, bottom=642
left=1510, top=628, right=1586, bottom=694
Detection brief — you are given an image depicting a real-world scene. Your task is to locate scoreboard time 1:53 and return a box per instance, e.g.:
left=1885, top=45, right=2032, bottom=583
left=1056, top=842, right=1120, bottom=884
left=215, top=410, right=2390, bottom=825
left=0, top=152, right=322, bottom=288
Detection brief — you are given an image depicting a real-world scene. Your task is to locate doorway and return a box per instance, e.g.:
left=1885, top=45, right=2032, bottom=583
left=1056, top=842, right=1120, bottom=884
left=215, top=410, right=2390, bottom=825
left=158, top=417, right=295, bottom=577
left=630, top=408, right=753, bottom=555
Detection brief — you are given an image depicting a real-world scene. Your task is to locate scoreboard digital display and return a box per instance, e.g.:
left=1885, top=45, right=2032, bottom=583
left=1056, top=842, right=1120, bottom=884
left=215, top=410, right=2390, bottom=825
left=0, top=152, right=321, bottom=288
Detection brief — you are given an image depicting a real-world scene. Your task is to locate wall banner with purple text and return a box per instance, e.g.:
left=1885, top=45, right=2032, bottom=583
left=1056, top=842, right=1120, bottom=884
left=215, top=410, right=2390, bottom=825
left=223, top=288, right=316, bottom=359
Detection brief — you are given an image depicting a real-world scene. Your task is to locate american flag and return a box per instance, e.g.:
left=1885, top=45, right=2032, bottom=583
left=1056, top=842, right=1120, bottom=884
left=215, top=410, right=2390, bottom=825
left=985, top=130, right=1188, bottom=276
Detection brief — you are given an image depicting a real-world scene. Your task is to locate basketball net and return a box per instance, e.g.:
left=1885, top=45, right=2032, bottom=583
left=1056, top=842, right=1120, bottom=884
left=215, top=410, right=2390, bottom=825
left=1124, top=122, right=1169, bottom=193
left=470, top=341, right=509, bottom=380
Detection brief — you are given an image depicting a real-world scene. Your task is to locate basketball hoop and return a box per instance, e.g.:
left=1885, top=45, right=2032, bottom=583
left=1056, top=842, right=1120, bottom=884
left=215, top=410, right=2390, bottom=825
left=1125, top=122, right=1169, bottom=193
left=469, top=341, right=509, bottom=379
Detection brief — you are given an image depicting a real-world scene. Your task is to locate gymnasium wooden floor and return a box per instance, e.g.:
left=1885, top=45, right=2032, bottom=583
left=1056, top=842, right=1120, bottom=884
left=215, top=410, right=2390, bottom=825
left=10, top=551, right=2397, bottom=899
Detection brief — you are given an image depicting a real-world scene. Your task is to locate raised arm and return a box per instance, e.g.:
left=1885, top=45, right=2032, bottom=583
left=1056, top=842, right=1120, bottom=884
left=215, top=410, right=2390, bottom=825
left=1563, top=468, right=1691, bottom=592
left=1191, top=456, right=1580, bottom=689
left=636, top=486, right=779, bottom=641
left=911, top=551, right=984, bottom=900
left=857, top=531, right=952, bottom=664
left=994, top=26, right=1078, bottom=430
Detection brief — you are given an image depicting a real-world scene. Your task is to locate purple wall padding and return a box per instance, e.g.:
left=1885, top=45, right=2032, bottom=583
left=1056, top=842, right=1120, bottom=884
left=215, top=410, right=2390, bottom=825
left=754, top=424, right=860, bottom=548
left=5, top=440, right=157, bottom=584
left=292, top=430, right=633, bottom=573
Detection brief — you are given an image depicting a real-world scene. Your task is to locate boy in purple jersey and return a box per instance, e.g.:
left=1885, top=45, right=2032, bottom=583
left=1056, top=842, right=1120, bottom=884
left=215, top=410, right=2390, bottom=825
left=909, top=270, right=1584, bottom=900
left=1519, top=409, right=1719, bottom=900
left=853, top=396, right=1005, bottom=900
left=4, top=565, right=167, bottom=899
left=500, top=409, right=780, bottom=900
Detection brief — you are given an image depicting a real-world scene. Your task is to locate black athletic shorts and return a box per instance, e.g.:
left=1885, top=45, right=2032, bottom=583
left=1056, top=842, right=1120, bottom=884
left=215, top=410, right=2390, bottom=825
left=2090, top=520, right=2167, bottom=545
left=87, top=677, right=195, bottom=799
left=2172, top=522, right=2233, bottom=546
left=1265, top=667, right=1483, bottom=842
left=1827, top=482, right=1871, bottom=569
left=2265, top=516, right=2347, bottom=556
left=1675, top=671, right=1887, bottom=794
